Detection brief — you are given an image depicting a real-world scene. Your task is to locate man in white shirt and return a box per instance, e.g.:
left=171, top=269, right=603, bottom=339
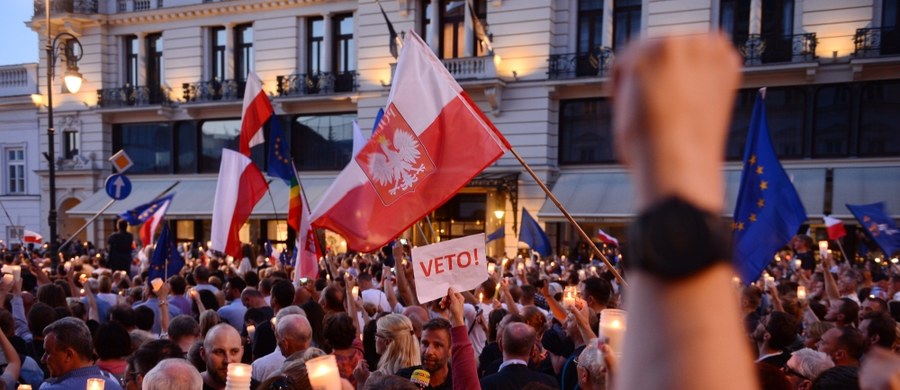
left=358, top=272, right=396, bottom=313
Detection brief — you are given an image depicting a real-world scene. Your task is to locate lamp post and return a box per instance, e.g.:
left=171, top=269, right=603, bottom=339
left=44, top=0, right=83, bottom=269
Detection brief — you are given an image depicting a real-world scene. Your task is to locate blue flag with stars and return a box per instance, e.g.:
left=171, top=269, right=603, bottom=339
left=733, top=91, right=807, bottom=282
left=519, top=208, right=552, bottom=257
left=148, top=223, right=183, bottom=282
left=119, top=194, right=175, bottom=226
left=267, top=116, right=293, bottom=184
left=847, top=202, right=900, bottom=256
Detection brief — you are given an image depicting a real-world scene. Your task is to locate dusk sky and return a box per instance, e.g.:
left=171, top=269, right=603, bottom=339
left=1, top=1, right=39, bottom=65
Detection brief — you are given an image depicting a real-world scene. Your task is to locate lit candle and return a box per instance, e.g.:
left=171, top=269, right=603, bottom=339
left=494, top=283, right=501, bottom=299
left=150, top=278, right=163, bottom=292
left=351, top=286, right=359, bottom=298
left=271, top=317, right=277, bottom=326
left=17, top=384, right=32, bottom=390
left=562, top=286, right=577, bottom=307
left=577, top=270, right=586, bottom=280
left=190, top=289, right=198, bottom=298
left=80, top=288, right=85, bottom=295
left=488, top=263, right=496, bottom=274
left=305, top=355, right=342, bottom=390
left=502, top=258, right=508, bottom=269
left=797, top=286, right=807, bottom=300
left=818, top=240, right=829, bottom=255
left=479, top=292, right=483, bottom=302
left=246, top=325, right=256, bottom=339
left=599, top=309, right=627, bottom=359
left=86, top=378, right=105, bottom=390
left=517, top=263, right=525, bottom=272
left=550, top=261, right=556, bottom=268
left=794, top=259, right=802, bottom=269
left=64, top=261, right=71, bottom=271
left=226, top=363, right=252, bottom=389
left=591, top=266, right=597, bottom=274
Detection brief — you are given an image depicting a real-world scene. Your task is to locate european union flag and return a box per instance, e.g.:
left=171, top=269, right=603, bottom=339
left=733, top=91, right=807, bottom=282
left=267, top=117, right=293, bottom=185
left=486, top=226, right=505, bottom=243
left=148, top=223, right=184, bottom=282
left=119, top=194, right=175, bottom=225
left=847, top=202, right=900, bottom=256
left=520, top=208, right=552, bottom=257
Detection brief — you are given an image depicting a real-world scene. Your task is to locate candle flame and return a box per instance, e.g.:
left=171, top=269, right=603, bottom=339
left=611, top=319, right=621, bottom=329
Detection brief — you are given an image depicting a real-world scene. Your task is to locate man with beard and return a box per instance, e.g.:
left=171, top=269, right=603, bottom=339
left=752, top=311, right=799, bottom=368
left=824, top=298, right=859, bottom=328
left=396, top=318, right=452, bottom=389
left=200, top=324, right=245, bottom=390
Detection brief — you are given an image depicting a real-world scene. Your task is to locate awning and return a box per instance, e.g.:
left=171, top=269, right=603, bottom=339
left=830, top=166, right=900, bottom=219
left=66, top=175, right=337, bottom=219
left=538, top=168, right=826, bottom=221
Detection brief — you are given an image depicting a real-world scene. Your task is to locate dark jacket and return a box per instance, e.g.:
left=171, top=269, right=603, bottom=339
left=479, top=363, right=558, bottom=390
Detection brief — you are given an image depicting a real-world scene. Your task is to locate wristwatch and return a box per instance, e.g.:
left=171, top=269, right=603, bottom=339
left=625, top=197, right=732, bottom=280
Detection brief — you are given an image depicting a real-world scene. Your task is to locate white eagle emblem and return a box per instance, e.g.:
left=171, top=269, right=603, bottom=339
left=367, top=130, right=427, bottom=196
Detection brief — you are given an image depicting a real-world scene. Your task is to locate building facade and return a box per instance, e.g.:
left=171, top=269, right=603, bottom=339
left=26, top=0, right=900, bottom=257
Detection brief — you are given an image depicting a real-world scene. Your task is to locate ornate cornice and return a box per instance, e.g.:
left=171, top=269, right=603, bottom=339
left=103, top=0, right=333, bottom=26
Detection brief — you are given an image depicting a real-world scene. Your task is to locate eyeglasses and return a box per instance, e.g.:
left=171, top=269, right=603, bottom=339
left=782, top=365, right=808, bottom=381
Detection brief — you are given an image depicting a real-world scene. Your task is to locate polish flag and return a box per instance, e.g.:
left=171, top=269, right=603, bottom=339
left=296, top=178, right=321, bottom=282
left=311, top=31, right=510, bottom=252
left=23, top=230, right=42, bottom=244
left=239, top=73, right=274, bottom=156
left=823, top=215, right=847, bottom=240
left=211, top=149, right=268, bottom=258
left=597, top=228, right=619, bottom=247
left=139, top=197, right=171, bottom=246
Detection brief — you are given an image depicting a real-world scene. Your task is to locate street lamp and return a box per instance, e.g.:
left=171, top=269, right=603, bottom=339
left=44, top=0, right=83, bottom=269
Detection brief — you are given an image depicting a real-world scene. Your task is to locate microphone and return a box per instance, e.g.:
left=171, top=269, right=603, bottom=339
left=410, top=369, right=430, bottom=388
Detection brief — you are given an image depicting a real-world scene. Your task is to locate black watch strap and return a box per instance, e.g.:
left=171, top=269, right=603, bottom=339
left=625, top=197, right=732, bottom=280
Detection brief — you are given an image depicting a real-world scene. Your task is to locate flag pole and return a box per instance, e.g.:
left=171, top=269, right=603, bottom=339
left=0, top=199, right=28, bottom=253
left=506, top=147, right=627, bottom=287
left=835, top=240, right=850, bottom=263
left=416, top=221, right=430, bottom=245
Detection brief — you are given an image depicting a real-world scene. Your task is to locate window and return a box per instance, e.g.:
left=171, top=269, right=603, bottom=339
left=291, top=113, right=356, bottom=170
left=124, top=35, right=138, bottom=86
left=432, top=193, right=486, bottom=241
left=235, top=24, right=253, bottom=82
left=6, top=148, right=25, bottom=194
left=113, top=123, right=173, bottom=174
left=63, top=130, right=80, bottom=159
left=720, top=0, right=750, bottom=39
left=577, top=0, right=604, bottom=76
left=613, top=0, right=641, bottom=49
left=859, top=80, right=900, bottom=156
left=813, top=84, right=851, bottom=157
left=333, top=14, right=355, bottom=73
left=175, top=122, right=198, bottom=174
left=760, top=0, right=794, bottom=63
left=440, top=0, right=465, bottom=59
left=559, top=99, right=615, bottom=164
left=210, top=27, right=226, bottom=81
left=884, top=0, right=900, bottom=54
left=200, top=120, right=240, bottom=173
left=726, top=88, right=806, bottom=160
left=146, top=33, right=163, bottom=102
left=308, top=18, right=324, bottom=75
left=6, top=227, right=23, bottom=247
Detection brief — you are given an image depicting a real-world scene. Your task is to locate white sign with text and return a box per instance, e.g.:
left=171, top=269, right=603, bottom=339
left=411, top=233, right=488, bottom=303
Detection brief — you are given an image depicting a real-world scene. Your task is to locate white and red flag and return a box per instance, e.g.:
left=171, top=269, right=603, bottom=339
left=239, top=73, right=274, bottom=156
left=597, top=228, right=619, bottom=247
left=311, top=31, right=510, bottom=252
left=823, top=215, right=847, bottom=240
left=23, top=230, right=42, bottom=244
left=139, top=196, right=172, bottom=246
left=295, top=161, right=321, bottom=282
left=211, top=149, right=268, bottom=259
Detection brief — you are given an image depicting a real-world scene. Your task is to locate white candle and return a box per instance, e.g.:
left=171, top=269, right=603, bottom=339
left=550, top=261, right=556, bottom=268
left=479, top=292, right=483, bottom=302
left=86, top=378, right=105, bottom=390
left=599, top=309, right=627, bottom=358
left=226, top=363, right=252, bottom=389
left=151, top=278, right=163, bottom=292
left=794, top=259, right=802, bottom=269
left=17, top=384, right=32, bottom=390
left=818, top=241, right=829, bottom=255
left=305, top=355, right=342, bottom=390
left=488, top=263, right=496, bottom=275
left=562, top=286, right=577, bottom=307
left=246, top=325, right=256, bottom=338
left=591, top=265, right=597, bottom=274
left=351, top=286, right=359, bottom=298
left=797, top=286, right=807, bottom=300
left=517, top=263, right=525, bottom=272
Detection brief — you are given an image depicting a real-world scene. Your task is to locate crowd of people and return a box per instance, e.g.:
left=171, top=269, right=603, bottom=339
left=1, top=34, right=898, bottom=390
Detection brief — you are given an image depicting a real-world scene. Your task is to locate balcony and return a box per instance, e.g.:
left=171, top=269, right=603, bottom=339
left=276, top=72, right=358, bottom=97
left=96, top=85, right=173, bottom=108
left=854, top=27, right=900, bottom=58
left=547, top=47, right=614, bottom=80
left=0, top=64, right=37, bottom=97
left=182, top=79, right=245, bottom=104
left=735, top=33, right=817, bottom=65
left=441, top=55, right=498, bottom=80
left=33, top=0, right=98, bottom=16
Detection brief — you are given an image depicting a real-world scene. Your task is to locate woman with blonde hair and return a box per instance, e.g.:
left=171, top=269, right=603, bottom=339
left=375, top=314, right=420, bottom=375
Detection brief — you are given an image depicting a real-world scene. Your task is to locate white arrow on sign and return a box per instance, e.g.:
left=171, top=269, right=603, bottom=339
left=113, top=176, right=126, bottom=199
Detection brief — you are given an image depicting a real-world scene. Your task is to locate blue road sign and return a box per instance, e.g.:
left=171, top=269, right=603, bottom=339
left=105, top=174, right=132, bottom=200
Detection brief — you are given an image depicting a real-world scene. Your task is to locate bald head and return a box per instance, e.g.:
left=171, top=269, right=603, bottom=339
left=501, top=322, right=536, bottom=360
left=201, top=324, right=243, bottom=386
left=142, top=358, right=202, bottom=390
left=276, top=314, right=312, bottom=357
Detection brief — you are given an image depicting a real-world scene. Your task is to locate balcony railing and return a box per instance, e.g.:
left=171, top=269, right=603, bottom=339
left=854, top=27, right=900, bottom=58
left=34, top=0, right=99, bottom=16
left=182, top=79, right=245, bottom=103
left=441, top=55, right=497, bottom=80
left=547, top=47, right=614, bottom=80
left=735, top=33, right=817, bottom=65
left=97, top=85, right=173, bottom=108
left=276, top=72, right=358, bottom=97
